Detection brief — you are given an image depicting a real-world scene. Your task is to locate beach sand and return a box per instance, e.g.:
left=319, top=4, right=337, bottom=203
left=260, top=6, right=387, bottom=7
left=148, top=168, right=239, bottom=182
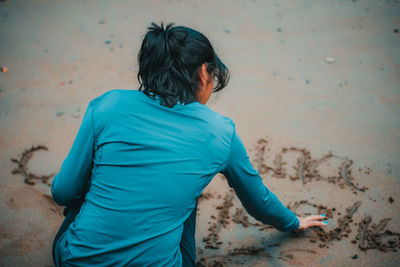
left=0, top=0, right=399, bottom=266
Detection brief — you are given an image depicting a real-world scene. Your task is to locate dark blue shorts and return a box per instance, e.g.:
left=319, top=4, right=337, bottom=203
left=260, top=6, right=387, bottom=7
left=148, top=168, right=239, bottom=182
left=52, top=199, right=198, bottom=267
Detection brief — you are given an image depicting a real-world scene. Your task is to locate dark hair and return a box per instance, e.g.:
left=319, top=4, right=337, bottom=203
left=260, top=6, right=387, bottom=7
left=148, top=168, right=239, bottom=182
left=137, top=22, right=230, bottom=108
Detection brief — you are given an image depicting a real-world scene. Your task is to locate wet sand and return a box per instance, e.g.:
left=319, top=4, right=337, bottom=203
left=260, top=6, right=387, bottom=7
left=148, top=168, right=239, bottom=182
left=0, top=0, right=399, bottom=266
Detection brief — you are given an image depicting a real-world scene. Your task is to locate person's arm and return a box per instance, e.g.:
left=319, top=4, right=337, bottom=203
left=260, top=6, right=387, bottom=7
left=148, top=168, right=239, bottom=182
left=219, top=122, right=299, bottom=232
left=51, top=100, right=96, bottom=206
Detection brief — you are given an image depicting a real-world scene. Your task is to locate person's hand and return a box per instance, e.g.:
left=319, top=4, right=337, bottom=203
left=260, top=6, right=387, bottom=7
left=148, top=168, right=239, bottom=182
left=296, top=214, right=327, bottom=230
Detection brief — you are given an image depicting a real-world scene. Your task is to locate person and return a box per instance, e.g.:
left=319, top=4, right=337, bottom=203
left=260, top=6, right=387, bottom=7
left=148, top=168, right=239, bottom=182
left=51, top=22, right=327, bottom=267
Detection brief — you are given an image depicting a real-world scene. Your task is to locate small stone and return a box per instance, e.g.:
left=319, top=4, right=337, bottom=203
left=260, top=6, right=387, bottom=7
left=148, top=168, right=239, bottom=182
left=60, top=81, right=65, bottom=85
left=1, top=66, right=8, bottom=73
left=305, top=79, right=310, bottom=84
left=388, top=197, right=394, bottom=203
left=56, top=111, right=65, bottom=117
left=325, top=56, right=336, bottom=64
left=277, top=27, right=282, bottom=32
left=68, top=80, right=73, bottom=84
left=105, top=40, right=112, bottom=44
left=352, top=254, right=358, bottom=259
left=223, top=28, right=231, bottom=34
left=394, top=29, right=399, bottom=33
left=99, top=19, right=106, bottom=24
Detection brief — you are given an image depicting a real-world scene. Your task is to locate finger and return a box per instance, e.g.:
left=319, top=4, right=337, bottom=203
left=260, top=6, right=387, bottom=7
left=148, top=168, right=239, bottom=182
left=306, top=221, right=327, bottom=228
left=305, top=215, right=326, bottom=221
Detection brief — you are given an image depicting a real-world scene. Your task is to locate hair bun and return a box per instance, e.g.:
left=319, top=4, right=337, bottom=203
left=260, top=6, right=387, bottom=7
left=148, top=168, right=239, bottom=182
left=148, top=22, right=174, bottom=35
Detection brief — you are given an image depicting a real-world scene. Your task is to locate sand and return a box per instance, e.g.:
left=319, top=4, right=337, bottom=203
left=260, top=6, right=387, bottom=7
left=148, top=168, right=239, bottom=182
left=0, top=0, right=399, bottom=266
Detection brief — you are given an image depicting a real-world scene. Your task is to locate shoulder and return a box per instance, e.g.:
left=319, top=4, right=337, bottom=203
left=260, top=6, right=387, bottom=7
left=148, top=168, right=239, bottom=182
left=87, top=89, right=134, bottom=128
left=215, top=113, right=236, bottom=140
left=89, top=89, right=127, bottom=109
left=201, top=106, right=236, bottom=136
left=88, top=89, right=144, bottom=116
left=197, top=106, right=236, bottom=150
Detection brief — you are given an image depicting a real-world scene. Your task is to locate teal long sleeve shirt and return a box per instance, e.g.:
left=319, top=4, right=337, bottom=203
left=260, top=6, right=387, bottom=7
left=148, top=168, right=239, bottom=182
left=51, top=89, right=299, bottom=266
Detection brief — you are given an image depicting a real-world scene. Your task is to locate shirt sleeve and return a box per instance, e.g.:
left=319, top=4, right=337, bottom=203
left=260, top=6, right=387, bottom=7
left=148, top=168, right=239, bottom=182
left=219, top=122, right=299, bottom=232
left=51, top=100, right=95, bottom=206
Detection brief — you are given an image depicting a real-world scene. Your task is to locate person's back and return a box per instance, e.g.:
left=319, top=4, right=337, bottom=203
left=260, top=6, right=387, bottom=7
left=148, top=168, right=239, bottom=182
left=53, top=88, right=234, bottom=266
